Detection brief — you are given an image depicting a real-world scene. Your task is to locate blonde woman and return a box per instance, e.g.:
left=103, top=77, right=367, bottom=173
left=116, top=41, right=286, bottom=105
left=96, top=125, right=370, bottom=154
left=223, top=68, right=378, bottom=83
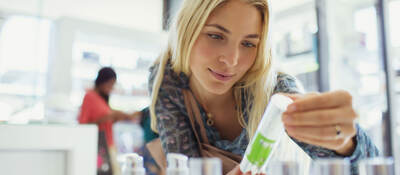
left=148, top=0, right=379, bottom=174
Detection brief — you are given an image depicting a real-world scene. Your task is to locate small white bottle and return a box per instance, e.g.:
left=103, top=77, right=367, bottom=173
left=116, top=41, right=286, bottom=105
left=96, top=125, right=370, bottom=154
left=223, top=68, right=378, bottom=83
left=358, top=157, right=394, bottom=175
left=268, top=161, right=299, bottom=175
left=312, top=158, right=351, bottom=175
left=189, top=158, right=222, bottom=175
left=121, top=153, right=145, bottom=175
left=166, top=153, right=189, bottom=175
left=240, top=94, right=293, bottom=174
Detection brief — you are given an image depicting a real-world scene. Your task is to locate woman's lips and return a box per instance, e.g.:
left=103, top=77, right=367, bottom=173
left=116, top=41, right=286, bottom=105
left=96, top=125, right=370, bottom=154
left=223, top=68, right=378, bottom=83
left=208, top=68, right=234, bottom=82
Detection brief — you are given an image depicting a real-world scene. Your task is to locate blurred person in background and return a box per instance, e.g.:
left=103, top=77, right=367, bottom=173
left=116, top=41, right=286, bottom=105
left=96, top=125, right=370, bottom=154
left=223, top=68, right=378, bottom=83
left=78, top=67, right=136, bottom=175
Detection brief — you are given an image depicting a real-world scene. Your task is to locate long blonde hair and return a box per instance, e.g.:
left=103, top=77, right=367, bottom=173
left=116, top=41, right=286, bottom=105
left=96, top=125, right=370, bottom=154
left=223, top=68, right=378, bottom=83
left=150, top=0, right=275, bottom=140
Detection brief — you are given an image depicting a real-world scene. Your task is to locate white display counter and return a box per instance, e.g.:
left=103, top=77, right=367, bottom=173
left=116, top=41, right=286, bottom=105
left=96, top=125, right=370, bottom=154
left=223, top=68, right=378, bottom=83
left=0, top=124, right=98, bottom=175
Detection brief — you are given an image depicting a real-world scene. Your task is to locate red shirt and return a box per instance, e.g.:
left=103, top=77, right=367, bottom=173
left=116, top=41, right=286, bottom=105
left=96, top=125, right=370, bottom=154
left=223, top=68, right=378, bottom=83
left=78, top=90, right=114, bottom=146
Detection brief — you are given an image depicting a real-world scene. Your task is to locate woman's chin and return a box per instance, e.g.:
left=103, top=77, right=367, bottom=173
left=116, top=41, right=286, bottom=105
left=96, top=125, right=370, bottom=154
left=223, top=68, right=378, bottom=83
left=204, top=83, right=233, bottom=95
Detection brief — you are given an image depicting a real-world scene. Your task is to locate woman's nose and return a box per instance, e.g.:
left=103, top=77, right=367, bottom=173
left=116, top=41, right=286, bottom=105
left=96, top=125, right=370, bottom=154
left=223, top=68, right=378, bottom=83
left=218, top=46, right=239, bottom=67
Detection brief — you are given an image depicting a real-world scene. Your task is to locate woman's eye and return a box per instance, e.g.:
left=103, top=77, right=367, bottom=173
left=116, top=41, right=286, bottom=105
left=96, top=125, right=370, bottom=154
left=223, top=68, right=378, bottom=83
left=207, top=33, right=223, bottom=40
left=242, top=41, right=256, bottom=48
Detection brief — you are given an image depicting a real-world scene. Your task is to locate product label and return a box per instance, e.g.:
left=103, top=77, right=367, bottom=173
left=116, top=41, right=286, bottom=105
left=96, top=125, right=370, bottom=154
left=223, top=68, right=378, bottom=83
left=246, top=133, right=276, bottom=167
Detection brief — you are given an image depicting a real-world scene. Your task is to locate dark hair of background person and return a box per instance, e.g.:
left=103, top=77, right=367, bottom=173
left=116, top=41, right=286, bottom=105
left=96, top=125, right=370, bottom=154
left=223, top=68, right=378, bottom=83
left=95, top=67, right=117, bottom=104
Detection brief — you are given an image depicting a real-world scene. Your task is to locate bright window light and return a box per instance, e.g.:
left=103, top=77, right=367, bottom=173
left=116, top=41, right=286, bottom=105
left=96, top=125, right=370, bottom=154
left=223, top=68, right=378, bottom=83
left=0, top=16, right=50, bottom=73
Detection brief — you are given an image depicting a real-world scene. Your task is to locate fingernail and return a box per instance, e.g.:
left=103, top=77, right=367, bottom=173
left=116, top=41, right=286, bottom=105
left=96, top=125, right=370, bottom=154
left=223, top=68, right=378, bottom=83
left=282, top=114, right=292, bottom=123
left=285, top=125, right=295, bottom=134
left=285, top=125, right=293, bottom=130
left=287, top=105, right=296, bottom=112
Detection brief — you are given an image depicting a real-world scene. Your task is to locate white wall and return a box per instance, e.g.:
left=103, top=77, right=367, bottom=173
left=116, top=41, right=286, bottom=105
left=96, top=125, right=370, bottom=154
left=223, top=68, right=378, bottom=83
left=0, top=0, right=163, bottom=32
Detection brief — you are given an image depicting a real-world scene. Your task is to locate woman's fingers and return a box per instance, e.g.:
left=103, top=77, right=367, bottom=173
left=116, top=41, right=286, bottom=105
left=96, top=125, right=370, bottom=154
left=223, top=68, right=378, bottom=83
left=282, top=107, right=357, bottom=126
left=226, top=165, right=257, bottom=175
left=285, top=124, right=356, bottom=140
left=225, top=164, right=266, bottom=175
left=289, top=134, right=352, bottom=151
left=283, top=92, right=319, bottom=101
left=281, top=90, right=357, bottom=155
left=286, top=90, right=352, bottom=113
left=227, top=165, right=243, bottom=175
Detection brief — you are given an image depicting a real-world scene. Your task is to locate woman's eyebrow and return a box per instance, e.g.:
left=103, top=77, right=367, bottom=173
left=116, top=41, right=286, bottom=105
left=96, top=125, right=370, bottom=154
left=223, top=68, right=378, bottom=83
left=205, top=24, right=231, bottom=34
left=245, top=34, right=260, bottom=39
left=205, top=24, right=260, bottom=39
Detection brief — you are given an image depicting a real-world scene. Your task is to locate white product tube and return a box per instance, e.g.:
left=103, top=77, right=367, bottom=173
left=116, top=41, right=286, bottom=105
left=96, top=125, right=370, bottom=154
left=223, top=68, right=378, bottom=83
left=240, top=94, right=293, bottom=174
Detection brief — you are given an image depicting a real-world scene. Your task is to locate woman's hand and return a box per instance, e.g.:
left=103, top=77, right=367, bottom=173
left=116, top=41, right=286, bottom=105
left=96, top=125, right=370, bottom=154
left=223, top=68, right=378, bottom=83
left=282, top=90, right=357, bottom=156
left=130, top=111, right=143, bottom=123
left=227, top=165, right=265, bottom=175
left=227, top=166, right=246, bottom=175
left=110, top=110, right=132, bottom=122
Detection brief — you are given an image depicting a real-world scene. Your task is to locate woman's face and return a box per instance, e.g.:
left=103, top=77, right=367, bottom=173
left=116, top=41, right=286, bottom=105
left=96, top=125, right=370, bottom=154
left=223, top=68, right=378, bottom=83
left=99, top=79, right=116, bottom=95
left=189, top=0, right=262, bottom=95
